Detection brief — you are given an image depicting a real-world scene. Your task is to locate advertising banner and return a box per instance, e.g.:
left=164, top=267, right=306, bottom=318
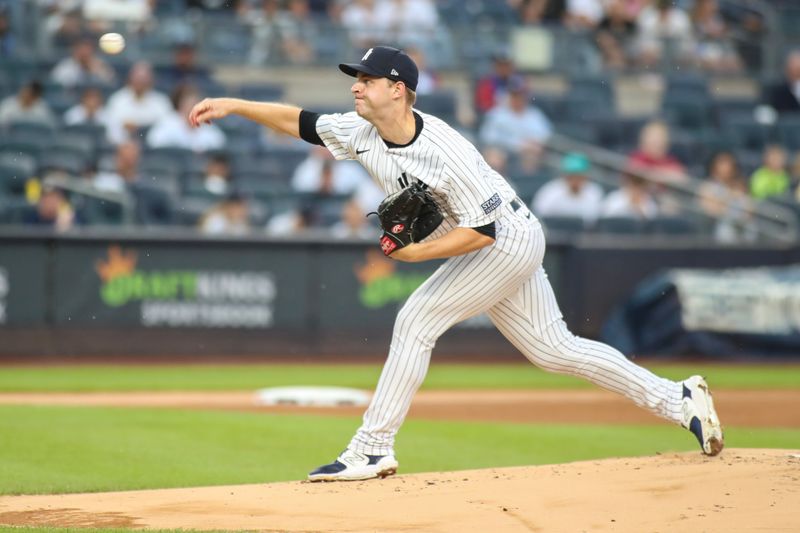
left=0, top=243, right=48, bottom=325
left=52, top=241, right=310, bottom=329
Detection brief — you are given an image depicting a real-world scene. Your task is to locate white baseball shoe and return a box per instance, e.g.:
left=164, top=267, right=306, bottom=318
left=681, top=375, right=724, bottom=456
left=307, top=448, right=398, bottom=482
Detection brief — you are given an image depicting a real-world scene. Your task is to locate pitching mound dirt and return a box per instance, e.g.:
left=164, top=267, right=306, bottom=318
left=0, top=448, right=797, bottom=532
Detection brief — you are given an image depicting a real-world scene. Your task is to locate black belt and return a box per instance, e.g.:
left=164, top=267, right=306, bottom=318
left=510, top=198, right=531, bottom=218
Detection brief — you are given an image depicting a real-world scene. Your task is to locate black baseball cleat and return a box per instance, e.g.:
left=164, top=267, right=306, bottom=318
left=681, top=375, right=724, bottom=456
left=307, top=448, right=398, bottom=482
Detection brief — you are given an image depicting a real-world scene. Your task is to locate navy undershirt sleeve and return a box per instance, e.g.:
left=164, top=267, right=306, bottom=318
left=299, top=110, right=324, bottom=146
left=472, top=222, right=496, bottom=239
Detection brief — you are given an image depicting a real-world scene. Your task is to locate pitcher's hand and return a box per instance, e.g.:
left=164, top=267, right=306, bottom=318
left=189, top=98, right=235, bottom=127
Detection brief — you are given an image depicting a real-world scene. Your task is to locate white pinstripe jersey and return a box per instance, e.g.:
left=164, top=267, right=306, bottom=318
left=315, top=110, right=519, bottom=238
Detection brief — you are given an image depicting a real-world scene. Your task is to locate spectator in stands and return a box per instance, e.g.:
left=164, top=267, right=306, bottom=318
left=600, top=172, right=658, bottom=219
left=373, top=0, right=440, bottom=50
left=41, top=4, right=91, bottom=51
left=765, top=50, right=800, bottom=114
left=158, top=41, right=213, bottom=89
left=595, top=0, right=640, bottom=70
left=291, top=144, right=371, bottom=195
left=565, top=0, right=604, bottom=30
left=474, top=52, right=521, bottom=114
left=690, top=0, right=742, bottom=73
left=200, top=154, right=233, bottom=197
left=0, top=80, right=57, bottom=128
left=105, top=62, right=173, bottom=145
left=331, top=196, right=379, bottom=239
left=93, top=140, right=174, bottom=224
left=627, top=120, right=686, bottom=182
left=50, top=36, right=116, bottom=89
left=22, top=186, right=79, bottom=231
left=82, top=0, right=153, bottom=32
left=93, top=140, right=140, bottom=192
left=513, top=0, right=567, bottom=25
left=341, top=0, right=385, bottom=51
left=627, top=120, right=687, bottom=214
left=479, top=77, right=552, bottom=165
left=750, top=145, right=790, bottom=200
left=276, top=0, right=317, bottom=65
left=0, top=6, right=16, bottom=57
left=265, top=198, right=318, bottom=235
left=634, top=0, right=694, bottom=68
left=406, top=46, right=439, bottom=95
left=239, top=0, right=282, bottom=65
left=698, top=151, right=754, bottom=243
left=198, top=191, right=251, bottom=235
left=481, top=146, right=510, bottom=176
left=63, top=85, right=109, bottom=127
left=531, top=152, right=603, bottom=225
left=146, top=85, right=226, bottom=152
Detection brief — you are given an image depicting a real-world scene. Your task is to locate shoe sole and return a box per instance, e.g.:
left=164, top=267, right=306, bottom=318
left=697, top=378, right=725, bottom=456
left=307, top=466, right=397, bottom=483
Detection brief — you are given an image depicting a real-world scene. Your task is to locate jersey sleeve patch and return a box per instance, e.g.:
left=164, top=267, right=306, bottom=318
left=481, top=193, right=502, bottom=215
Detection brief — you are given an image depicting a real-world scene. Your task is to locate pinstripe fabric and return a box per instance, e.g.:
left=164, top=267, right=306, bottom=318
left=348, top=209, right=683, bottom=456
left=313, top=110, right=684, bottom=457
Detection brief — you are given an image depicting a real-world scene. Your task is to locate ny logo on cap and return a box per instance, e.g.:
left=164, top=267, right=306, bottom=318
left=362, top=48, right=373, bottom=61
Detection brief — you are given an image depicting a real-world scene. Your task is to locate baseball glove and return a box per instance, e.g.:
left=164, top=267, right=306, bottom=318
left=371, top=182, right=443, bottom=256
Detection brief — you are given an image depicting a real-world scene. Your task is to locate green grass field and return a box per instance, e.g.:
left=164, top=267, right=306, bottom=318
left=1, top=362, right=799, bottom=392
left=0, top=363, right=798, bottom=533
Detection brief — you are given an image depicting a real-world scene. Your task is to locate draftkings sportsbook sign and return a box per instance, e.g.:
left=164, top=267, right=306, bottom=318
left=92, top=245, right=276, bottom=328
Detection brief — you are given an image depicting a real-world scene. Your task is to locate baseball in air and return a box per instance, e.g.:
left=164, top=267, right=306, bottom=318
left=99, top=33, right=125, bottom=54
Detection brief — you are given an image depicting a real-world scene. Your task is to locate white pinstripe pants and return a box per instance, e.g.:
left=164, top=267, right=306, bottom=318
left=349, top=207, right=684, bottom=456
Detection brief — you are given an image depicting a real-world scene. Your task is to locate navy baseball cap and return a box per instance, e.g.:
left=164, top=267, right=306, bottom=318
left=339, top=46, right=419, bottom=92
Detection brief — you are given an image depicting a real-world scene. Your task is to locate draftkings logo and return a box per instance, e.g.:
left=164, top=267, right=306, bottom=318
left=354, top=249, right=430, bottom=308
left=94, top=245, right=276, bottom=328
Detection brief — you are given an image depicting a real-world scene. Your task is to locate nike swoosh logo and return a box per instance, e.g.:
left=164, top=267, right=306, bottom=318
left=356, top=149, right=370, bottom=155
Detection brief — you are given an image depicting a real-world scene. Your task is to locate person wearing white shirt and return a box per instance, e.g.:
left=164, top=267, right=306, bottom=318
left=146, top=86, right=226, bottom=152
left=63, top=86, right=108, bottom=127
left=291, top=144, right=371, bottom=195
left=105, top=61, right=172, bottom=145
left=601, top=173, right=658, bottom=219
left=531, top=152, right=604, bottom=225
left=479, top=78, right=552, bottom=155
left=373, top=0, right=440, bottom=49
left=50, top=37, right=116, bottom=88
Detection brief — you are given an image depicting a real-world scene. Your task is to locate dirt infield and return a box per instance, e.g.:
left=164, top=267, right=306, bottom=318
left=0, top=388, right=798, bottom=427
left=1, top=389, right=798, bottom=531
left=0, top=449, right=797, bottom=532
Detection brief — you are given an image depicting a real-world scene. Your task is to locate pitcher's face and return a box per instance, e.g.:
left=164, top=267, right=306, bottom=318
left=351, top=73, right=396, bottom=119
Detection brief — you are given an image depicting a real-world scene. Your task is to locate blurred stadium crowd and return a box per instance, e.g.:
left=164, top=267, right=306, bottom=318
left=0, top=0, right=799, bottom=243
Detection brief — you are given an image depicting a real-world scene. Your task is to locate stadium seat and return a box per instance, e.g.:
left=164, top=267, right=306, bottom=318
left=664, top=73, right=710, bottom=101
left=37, top=149, right=88, bottom=176
left=540, top=215, right=585, bottom=236
left=567, top=75, right=614, bottom=105
left=776, top=118, right=800, bottom=150
left=720, top=116, right=774, bottom=151
left=51, top=132, right=96, bottom=160
left=415, top=91, right=458, bottom=123
left=237, top=84, right=284, bottom=103
left=649, top=216, right=700, bottom=235
left=662, top=97, right=714, bottom=132
left=594, top=216, right=646, bottom=235
left=555, top=122, right=599, bottom=145
left=0, top=161, right=32, bottom=197
left=76, top=196, right=127, bottom=226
